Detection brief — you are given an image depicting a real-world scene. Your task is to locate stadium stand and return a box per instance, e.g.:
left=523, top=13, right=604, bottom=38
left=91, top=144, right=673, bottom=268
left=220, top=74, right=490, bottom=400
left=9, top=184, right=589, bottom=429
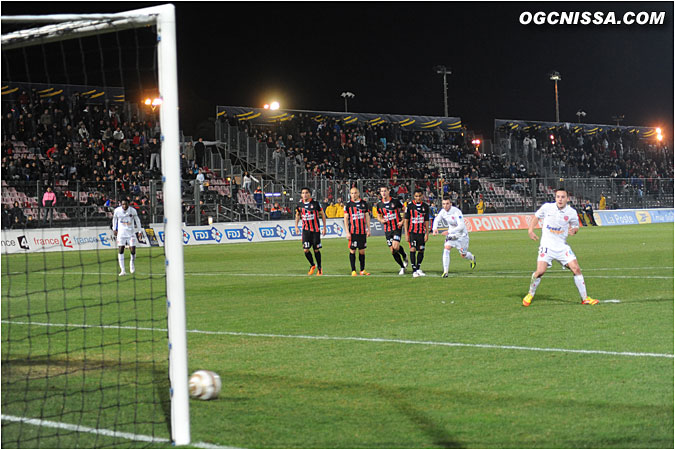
left=496, top=119, right=672, bottom=179
left=2, top=86, right=672, bottom=228
left=221, top=111, right=672, bottom=214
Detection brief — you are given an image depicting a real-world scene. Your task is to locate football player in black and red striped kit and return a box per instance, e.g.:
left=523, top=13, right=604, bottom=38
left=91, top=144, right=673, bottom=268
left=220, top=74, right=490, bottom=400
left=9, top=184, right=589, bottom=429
left=403, top=189, right=431, bottom=278
left=343, top=187, right=371, bottom=276
left=376, top=186, right=408, bottom=275
left=295, top=187, right=327, bottom=276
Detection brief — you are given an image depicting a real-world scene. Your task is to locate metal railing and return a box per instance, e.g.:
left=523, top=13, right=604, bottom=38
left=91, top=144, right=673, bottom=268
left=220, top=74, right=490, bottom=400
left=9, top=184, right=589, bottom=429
left=3, top=176, right=672, bottom=229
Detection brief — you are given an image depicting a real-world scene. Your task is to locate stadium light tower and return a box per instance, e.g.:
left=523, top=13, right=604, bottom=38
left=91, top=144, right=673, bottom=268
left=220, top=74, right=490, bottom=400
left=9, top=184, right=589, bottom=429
left=549, top=70, right=561, bottom=122
left=576, top=109, right=586, bottom=123
left=341, top=91, right=355, bottom=112
left=434, top=65, right=451, bottom=117
left=612, top=114, right=625, bottom=126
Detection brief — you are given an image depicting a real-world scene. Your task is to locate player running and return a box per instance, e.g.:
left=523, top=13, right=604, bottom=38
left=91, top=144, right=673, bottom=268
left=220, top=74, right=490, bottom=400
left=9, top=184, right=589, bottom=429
left=523, top=187, right=599, bottom=306
left=432, top=195, right=476, bottom=277
left=402, top=189, right=430, bottom=278
left=112, top=199, right=143, bottom=276
left=295, top=187, right=327, bottom=276
left=375, top=185, right=408, bottom=275
left=344, top=187, right=371, bottom=276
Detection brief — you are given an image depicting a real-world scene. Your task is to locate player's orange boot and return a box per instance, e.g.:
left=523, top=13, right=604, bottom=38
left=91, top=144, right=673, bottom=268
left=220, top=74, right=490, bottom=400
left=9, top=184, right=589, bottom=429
left=360, top=270, right=371, bottom=276
left=522, top=293, right=533, bottom=307
left=351, top=271, right=358, bottom=276
left=316, top=268, right=323, bottom=276
left=581, top=296, right=599, bottom=305
left=307, top=265, right=316, bottom=276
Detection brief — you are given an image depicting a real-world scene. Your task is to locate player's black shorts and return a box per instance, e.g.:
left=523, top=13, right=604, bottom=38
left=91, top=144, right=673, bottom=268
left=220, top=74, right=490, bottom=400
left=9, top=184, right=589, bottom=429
left=349, top=233, right=367, bottom=250
left=302, top=230, right=322, bottom=250
left=408, top=232, right=426, bottom=250
left=385, top=228, right=402, bottom=247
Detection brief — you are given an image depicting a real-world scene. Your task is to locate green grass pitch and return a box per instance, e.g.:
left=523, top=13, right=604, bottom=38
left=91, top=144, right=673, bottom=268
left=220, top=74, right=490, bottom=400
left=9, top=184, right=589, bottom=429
left=2, top=223, right=673, bottom=448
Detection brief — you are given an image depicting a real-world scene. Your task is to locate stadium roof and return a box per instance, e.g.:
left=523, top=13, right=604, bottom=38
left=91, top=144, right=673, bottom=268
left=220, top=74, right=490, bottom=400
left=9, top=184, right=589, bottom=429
left=495, top=119, right=661, bottom=139
left=1, top=81, right=125, bottom=103
left=217, top=106, right=462, bottom=132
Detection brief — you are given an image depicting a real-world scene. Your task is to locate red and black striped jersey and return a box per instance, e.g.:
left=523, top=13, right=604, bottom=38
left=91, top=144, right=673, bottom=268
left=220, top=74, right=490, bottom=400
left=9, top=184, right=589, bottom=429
left=296, top=199, right=323, bottom=232
left=376, top=199, right=404, bottom=232
left=405, top=201, right=430, bottom=234
left=345, top=200, right=370, bottom=234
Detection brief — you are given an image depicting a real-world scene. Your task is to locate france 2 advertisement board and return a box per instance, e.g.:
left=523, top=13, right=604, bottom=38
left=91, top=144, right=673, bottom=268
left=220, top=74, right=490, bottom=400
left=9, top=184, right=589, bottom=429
left=0, top=227, right=135, bottom=254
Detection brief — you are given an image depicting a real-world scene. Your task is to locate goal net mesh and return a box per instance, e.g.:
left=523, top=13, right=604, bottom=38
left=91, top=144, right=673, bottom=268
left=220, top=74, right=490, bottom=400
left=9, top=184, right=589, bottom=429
left=1, top=12, right=177, bottom=448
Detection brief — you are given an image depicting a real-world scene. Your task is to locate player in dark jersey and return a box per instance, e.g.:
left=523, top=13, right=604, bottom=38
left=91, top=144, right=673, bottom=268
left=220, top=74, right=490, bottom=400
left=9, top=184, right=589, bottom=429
left=376, top=185, right=408, bottom=275
left=294, top=187, right=327, bottom=276
left=403, top=189, right=431, bottom=278
left=343, top=186, right=371, bottom=276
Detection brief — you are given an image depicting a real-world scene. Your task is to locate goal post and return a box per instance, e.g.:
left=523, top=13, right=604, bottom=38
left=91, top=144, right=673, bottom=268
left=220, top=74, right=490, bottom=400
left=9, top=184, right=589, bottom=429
left=154, top=4, right=191, bottom=446
left=1, top=4, right=190, bottom=446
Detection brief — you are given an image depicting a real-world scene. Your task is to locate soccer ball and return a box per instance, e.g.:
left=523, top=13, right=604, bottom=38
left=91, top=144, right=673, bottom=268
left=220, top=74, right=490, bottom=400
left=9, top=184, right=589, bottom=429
left=189, top=370, right=222, bottom=400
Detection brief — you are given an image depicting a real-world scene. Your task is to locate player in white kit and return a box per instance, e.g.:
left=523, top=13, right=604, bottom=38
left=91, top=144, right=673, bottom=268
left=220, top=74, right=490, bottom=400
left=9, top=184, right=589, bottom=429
left=432, top=195, right=476, bottom=277
left=523, top=188, right=598, bottom=306
left=112, top=199, right=143, bottom=276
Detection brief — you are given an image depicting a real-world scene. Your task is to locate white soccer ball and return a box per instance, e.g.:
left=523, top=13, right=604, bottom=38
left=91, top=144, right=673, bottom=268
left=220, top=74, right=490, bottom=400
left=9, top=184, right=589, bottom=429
left=189, top=370, right=222, bottom=400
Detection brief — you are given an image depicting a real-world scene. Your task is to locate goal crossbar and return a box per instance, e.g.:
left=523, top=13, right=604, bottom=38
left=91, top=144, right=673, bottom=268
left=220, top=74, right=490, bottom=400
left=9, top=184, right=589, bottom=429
left=1, top=6, right=171, bottom=50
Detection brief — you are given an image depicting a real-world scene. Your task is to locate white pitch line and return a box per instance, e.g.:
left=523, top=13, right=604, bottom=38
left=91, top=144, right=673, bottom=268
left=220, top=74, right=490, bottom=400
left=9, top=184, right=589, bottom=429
left=183, top=273, right=670, bottom=280
left=13, top=271, right=674, bottom=280
left=2, top=320, right=672, bottom=359
left=0, top=414, right=236, bottom=449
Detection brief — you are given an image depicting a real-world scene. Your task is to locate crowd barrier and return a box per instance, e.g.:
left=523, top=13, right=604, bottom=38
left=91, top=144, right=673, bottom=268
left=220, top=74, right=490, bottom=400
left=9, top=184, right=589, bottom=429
left=1, top=208, right=671, bottom=254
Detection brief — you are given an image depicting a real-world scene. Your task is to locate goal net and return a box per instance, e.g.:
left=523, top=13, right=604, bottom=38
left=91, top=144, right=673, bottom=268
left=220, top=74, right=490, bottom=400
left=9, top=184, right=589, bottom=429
left=1, top=5, right=190, bottom=447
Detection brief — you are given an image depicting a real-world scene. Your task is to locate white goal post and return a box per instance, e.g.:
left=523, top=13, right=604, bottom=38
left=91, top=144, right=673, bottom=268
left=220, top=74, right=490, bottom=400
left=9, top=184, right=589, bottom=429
left=1, top=4, right=190, bottom=445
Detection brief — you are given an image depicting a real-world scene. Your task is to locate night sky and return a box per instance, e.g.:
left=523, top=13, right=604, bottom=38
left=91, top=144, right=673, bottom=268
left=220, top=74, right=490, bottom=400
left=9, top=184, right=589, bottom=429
left=2, top=2, right=673, bottom=141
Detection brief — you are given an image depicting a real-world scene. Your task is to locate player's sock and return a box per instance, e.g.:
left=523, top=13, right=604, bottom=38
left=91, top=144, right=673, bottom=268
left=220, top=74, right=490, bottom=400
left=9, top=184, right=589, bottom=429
left=349, top=253, right=356, bottom=271
left=359, top=253, right=366, bottom=271
left=443, top=249, right=450, bottom=272
left=304, top=251, right=315, bottom=267
left=398, top=247, right=407, bottom=259
left=574, top=274, right=587, bottom=299
left=314, top=251, right=322, bottom=269
left=392, top=251, right=404, bottom=267
left=464, top=251, right=474, bottom=261
left=410, top=251, right=417, bottom=271
left=529, top=272, right=541, bottom=295
left=118, top=253, right=125, bottom=271
left=130, top=253, right=136, bottom=272
left=417, top=251, right=424, bottom=267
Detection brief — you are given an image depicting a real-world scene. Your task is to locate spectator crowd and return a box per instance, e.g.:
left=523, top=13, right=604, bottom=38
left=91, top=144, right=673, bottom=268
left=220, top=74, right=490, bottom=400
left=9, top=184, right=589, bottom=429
left=2, top=85, right=672, bottom=229
left=501, top=125, right=672, bottom=180
left=2, top=87, right=163, bottom=226
left=226, top=113, right=528, bottom=213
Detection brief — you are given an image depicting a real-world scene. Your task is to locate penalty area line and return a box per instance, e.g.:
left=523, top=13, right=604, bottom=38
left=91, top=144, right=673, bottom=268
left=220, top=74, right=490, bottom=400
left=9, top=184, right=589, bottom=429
left=0, top=414, right=237, bottom=448
left=2, top=320, right=672, bottom=359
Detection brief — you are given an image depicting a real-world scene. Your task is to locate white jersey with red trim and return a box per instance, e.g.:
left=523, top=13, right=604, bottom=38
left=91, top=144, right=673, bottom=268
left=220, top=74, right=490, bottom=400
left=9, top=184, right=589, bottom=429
left=535, top=202, right=579, bottom=250
left=432, top=206, right=468, bottom=240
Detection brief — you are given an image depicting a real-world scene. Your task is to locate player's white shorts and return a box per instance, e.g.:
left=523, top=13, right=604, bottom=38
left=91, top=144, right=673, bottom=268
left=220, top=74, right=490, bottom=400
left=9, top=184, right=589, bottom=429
left=117, top=234, right=138, bottom=247
left=445, top=236, right=470, bottom=255
left=537, top=245, right=576, bottom=265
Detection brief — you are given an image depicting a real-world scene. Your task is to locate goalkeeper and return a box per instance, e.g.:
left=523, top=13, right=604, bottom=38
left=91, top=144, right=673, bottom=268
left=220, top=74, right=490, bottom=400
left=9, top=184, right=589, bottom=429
left=432, top=195, right=476, bottom=277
